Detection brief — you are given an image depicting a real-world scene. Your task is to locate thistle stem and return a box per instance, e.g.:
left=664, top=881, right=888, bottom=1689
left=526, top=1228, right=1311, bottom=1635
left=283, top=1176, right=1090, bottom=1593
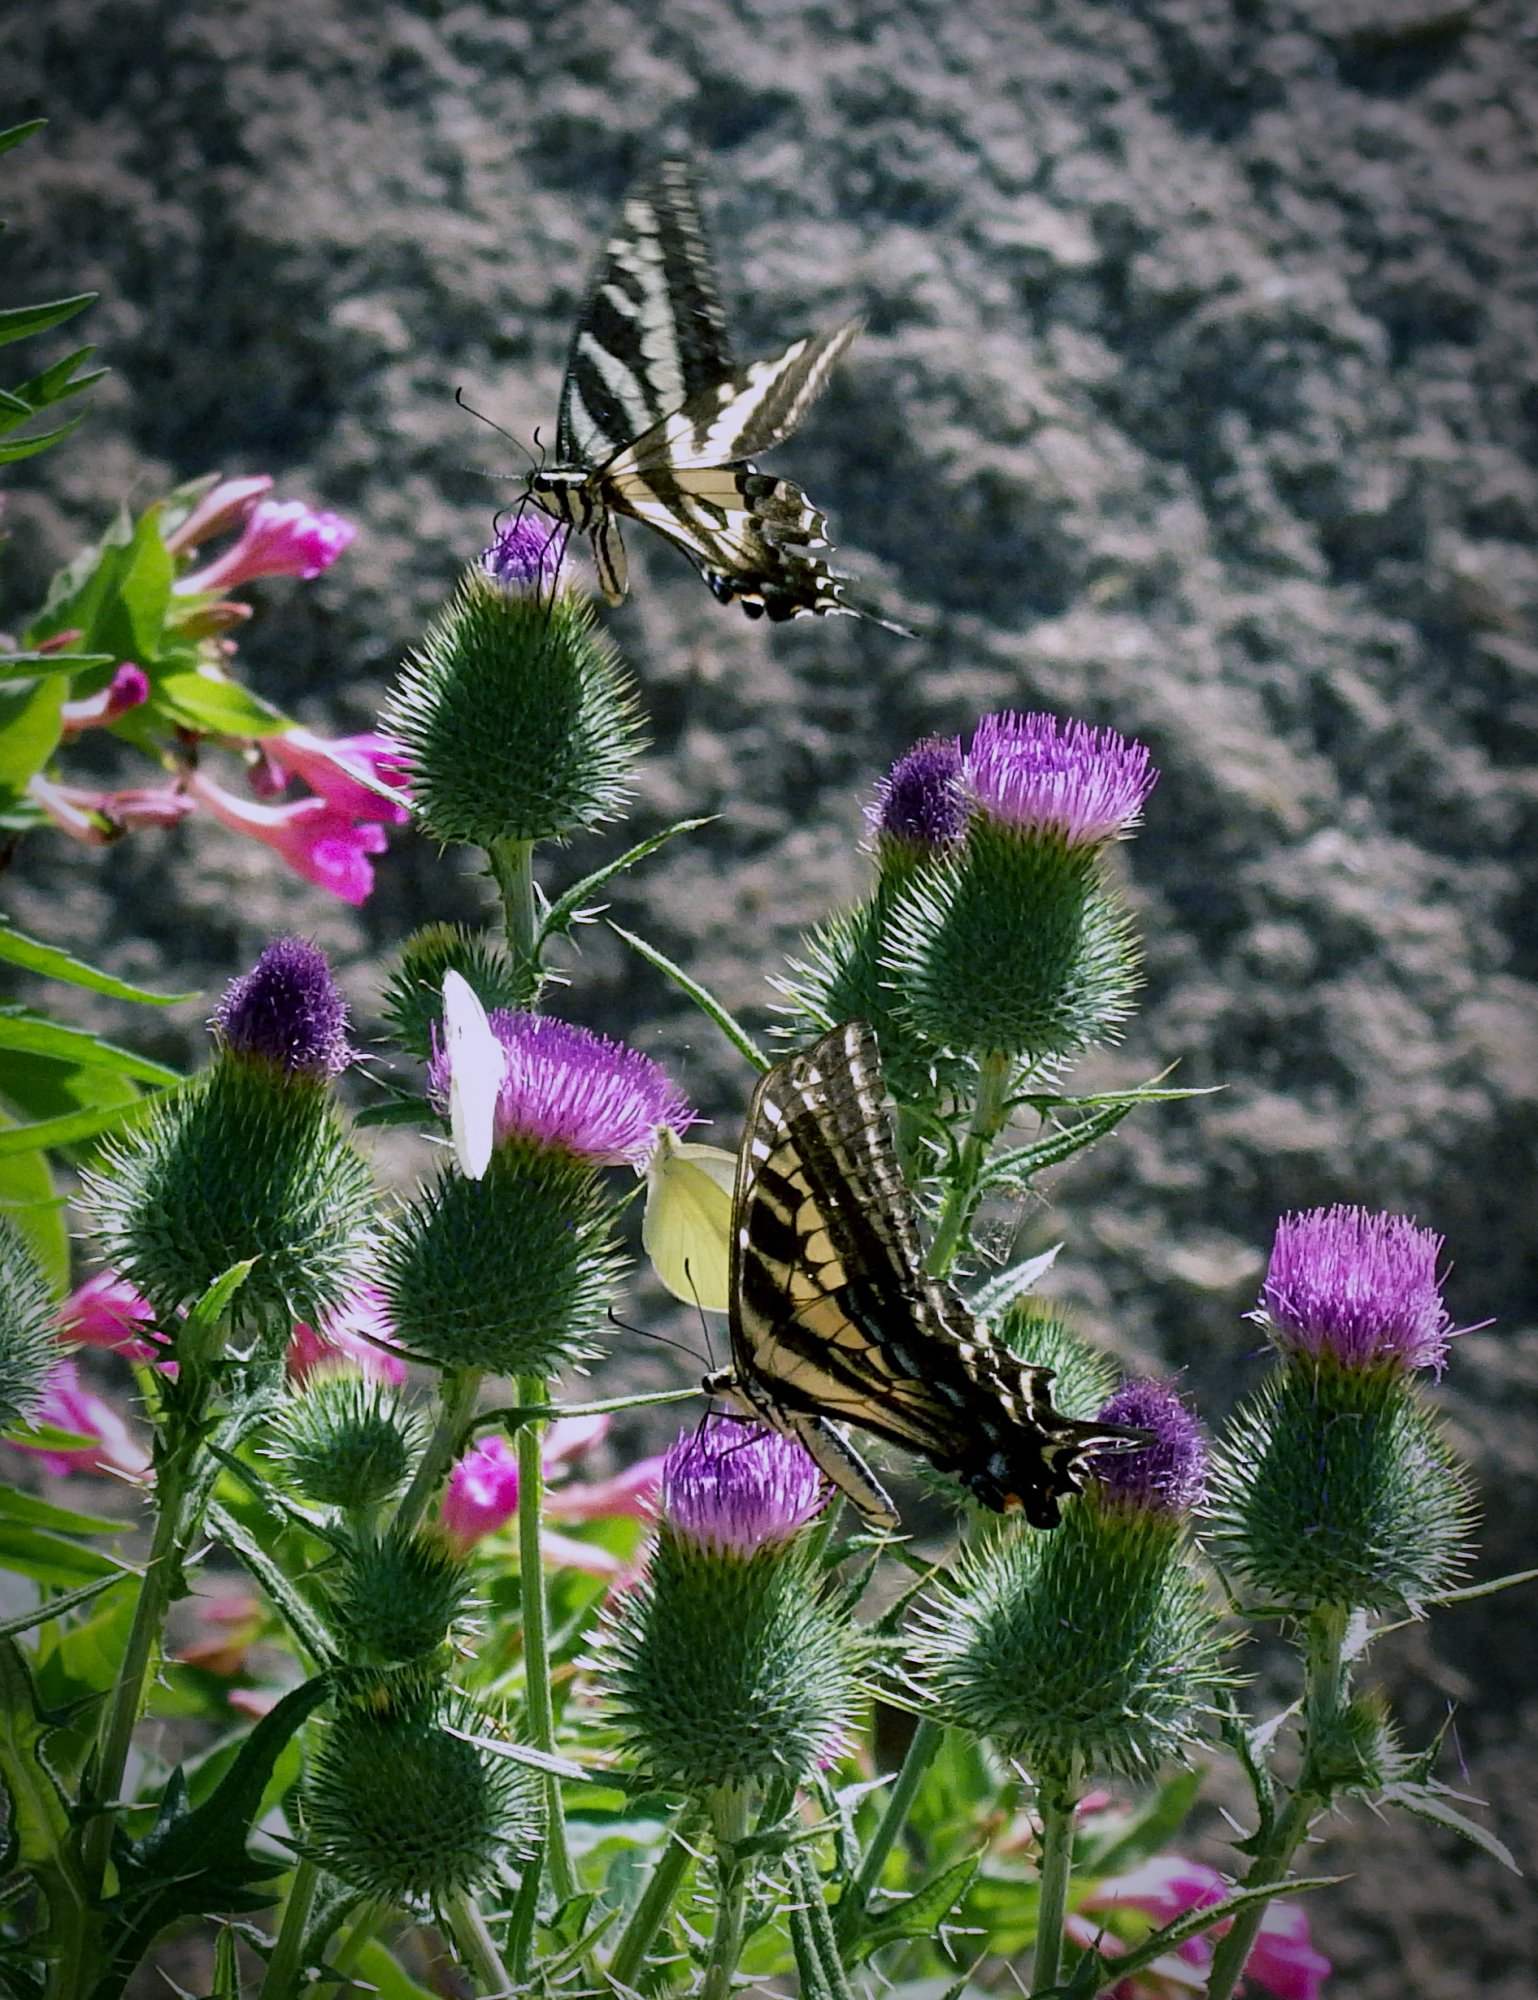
left=446, top=1887, right=512, bottom=1996
left=608, top=1802, right=705, bottom=1987
left=1204, top=1604, right=1348, bottom=2000
left=926, top=1048, right=1013, bottom=1277
left=393, top=1364, right=482, bottom=1536
left=490, top=837, right=538, bottom=998
left=834, top=1717, right=943, bottom=1952
left=517, top=1374, right=576, bottom=1905
left=1030, top=1780, right=1078, bottom=1997
left=259, top=1855, right=321, bottom=2000
left=701, top=1785, right=753, bottom=2000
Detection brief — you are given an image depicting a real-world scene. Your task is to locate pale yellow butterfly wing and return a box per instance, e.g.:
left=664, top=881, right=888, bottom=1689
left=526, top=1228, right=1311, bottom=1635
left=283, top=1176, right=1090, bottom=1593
left=642, top=1129, right=735, bottom=1312
left=442, top=970, right=506, bottom=1181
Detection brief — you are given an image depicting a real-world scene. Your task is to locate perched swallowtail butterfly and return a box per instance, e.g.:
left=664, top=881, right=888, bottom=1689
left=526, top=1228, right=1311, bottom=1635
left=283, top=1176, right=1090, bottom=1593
left=523, top=158, right=904, bottom=630
left=706, top=1021, right=1141, bottom=1530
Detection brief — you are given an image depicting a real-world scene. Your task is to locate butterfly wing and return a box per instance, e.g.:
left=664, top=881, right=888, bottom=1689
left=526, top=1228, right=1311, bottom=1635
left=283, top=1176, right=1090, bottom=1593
left=728, top=1021, right=1132, bottom=1527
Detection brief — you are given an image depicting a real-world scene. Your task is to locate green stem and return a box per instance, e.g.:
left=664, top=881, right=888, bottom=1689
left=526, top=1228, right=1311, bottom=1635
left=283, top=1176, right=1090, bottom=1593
left=446, top=1887, right=511, bottom=1996
left=926, top=1048, right=1014, bottom=1277
left=324, top=1899, right=389, bottom=1991
left=701, top=1786, right=753, bottom=2000
left=1204, top=1605, right=1349, bottom=2000
left=608, top=1802, right=705, bottom=1987
left=260, top=1855, right=321, bottom=2000
left=518, top=1373, right=576, bottom=1905
left=1030, top=1780, right=1078, bottom=1997
left=490, top=837, right=538, bottom=997
left=834, top=1716, right=943, bottom=1952
left=393, top=1364, right=482, bottom=1536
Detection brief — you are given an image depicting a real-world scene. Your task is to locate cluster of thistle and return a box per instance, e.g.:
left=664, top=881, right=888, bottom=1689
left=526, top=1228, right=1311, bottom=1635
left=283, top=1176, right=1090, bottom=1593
left=0, top=506, right=1489, bottom=2000
left=0, top=472, right=407, bottom=903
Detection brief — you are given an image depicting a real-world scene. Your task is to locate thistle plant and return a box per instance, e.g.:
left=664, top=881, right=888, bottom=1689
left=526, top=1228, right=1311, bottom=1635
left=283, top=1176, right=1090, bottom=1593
left=0, top=352, right=1516, bottom=2000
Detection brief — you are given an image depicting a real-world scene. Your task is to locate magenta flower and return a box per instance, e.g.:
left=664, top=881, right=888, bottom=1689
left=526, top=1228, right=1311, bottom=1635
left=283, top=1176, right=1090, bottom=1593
left=441, top=1435, right=521, bottom=1551
left=430, top=1008, right=695, bottom=1169
left=660, top=1418, right=827, bottom=1559
left=173, top=496, right=357, bottom=594
left=8, top=1359, right=149, bottom=1479
left=866, top=735, right=966, bottom=851
left=28, top=775, right=194, bottom=846
left=440, top=1418, right=662, bottom=1570
left=1259, top=1206, right=1453, bottom=1374
left=163, top=475, right=274, bottom=556
left=255, top=728, right=412, bottom=825
left=57, top=1271, right=161, bottom=1364
left=1091, top=1380, right=1206, bottom=1514
left=482, top=513, right=568, bottom=593
left=962, top=711, right=1157, bottom=847
left=186, top=770, right=389, bottom=905
left=1244, top=1902, right=1333, bottom=2000
left=214, top=937, right=351, bottom=1078
left=60, top=663, right=151, bottom=738
left=288, top=1283, right=404, bottom=1385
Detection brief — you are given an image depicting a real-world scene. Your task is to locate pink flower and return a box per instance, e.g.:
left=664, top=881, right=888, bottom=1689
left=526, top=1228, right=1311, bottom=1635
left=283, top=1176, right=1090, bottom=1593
left=173, top=497, right=357, bottom=593
left=1247, top=1904, right=1332, bottom=2000
left=60, top=663, right=151, bottom=737
left=440, top=1419, right=663, bottom=1566
left=28, top=775, right=194, bottom=846
left=963, top=711, right=1157, bottom=848
left=163, top=475, right=274, bottom=556
left=255, top=728, right=411, bottom=825
left=175, top=1593, right=264, bottom=1676
left=288, top=1284, right=405, bottom=1385
left=9, top=1359, right=149, bottom=1478
left=1082, top=1856, right=1226, bottom=1927
left=185, top=769, right=388, bottom=905
left=56, top=1272, right=161, bottom=1364
left=441, top=1435, right=522, bottom=1551
left=1259, top=1206, right=1453, bottom=1375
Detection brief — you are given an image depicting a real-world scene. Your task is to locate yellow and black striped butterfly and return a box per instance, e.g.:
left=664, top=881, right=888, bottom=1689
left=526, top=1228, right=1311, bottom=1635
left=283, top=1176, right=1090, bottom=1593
left=524, top=159, right=904, bottom=630
left=706, top=1021, right=1138, bottom=1530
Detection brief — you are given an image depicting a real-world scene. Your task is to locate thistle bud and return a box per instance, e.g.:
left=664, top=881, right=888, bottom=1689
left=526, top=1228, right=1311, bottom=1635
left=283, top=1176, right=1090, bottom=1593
left=1208, top=1208, right=1474, bottom=1612
left=593, top=1421, right=857, bottom=1795
left=995, top=1301, right=1119, bottom=1420
left=914, top=1384, right=1221, bottom=1782
left=885, top=712, right=1153, bottom=1063
left=381, top=923, right=527, bottom=1063
left=303, top=1677, right=540, bottom=1903
left=84, top=943, right=374, bottom=1331
left=328, top=1529, right=476, bottom=1666
left=0, top=1219, right=57, bottom=1434
left=384, top=566, right=645, bottom=848
left=268, top=1371, right=425, bottom=1512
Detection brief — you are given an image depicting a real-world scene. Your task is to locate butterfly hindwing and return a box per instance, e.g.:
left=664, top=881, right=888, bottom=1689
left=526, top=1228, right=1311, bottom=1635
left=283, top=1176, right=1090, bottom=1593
left=722, top=1022, right=1138, bottom=1529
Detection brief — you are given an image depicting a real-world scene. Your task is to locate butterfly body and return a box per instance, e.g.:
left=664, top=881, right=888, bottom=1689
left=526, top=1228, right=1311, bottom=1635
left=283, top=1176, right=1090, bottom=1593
left=710, top=1021, right=1140, bottom=1530
left=528, top=159, right=903, bottom=629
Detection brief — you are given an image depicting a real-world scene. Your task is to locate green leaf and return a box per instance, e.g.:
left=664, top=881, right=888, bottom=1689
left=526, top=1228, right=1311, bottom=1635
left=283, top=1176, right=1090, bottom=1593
left=852, top=1856, right=979, bottom=1964
left=0, top=1524, right=124, bottom=1588
left=0, top=1485, right=121, bottom=1539
left=0, top=120, right=47, bottom=160
left=23, top=504, right=171, bottom=666
left=0, top=1095, right=151, bottom=1160
left=1095, top=1875, right=1340, bottom=1990
left=0, top=417, right=87, bottom=466
left=205, top=1501, right=333, bottom=1663
left=0, top=347, right=107, bottom=434
left=967, top=1244, right=1062, bottom=1323
left=0, top=1638, right=88, bottom=1929
left=0, top=650, right=114, bottom=681
left=978, top=1099, right=1140, bottom=1192
left=0, top=1120, right=69, bottom=1289
left=0, top=294, right=97, bottom=349
left=152, top=667, right=287, bottom=737
left=181, top=1259, right=256, bottom=1352
left=538, top=816, right=715, bottom=953
left=348, top=1938, right=439, bottom=2000
left=0, top=677, right=65, bottom=795
left=607, top=922, right=768, bottom=1073
left=0, top=918, right=190, bottom=1002
left=0, top=1009, right=182, bottom=1086
left=0, top=1573, right=130, bottom=1643
left=1378, top=1782, right=1519, bottom=1872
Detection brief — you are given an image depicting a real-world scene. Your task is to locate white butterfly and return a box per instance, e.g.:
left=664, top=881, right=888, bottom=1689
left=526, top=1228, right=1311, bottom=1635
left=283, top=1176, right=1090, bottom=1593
left=642, top=1125, right=736, bottom=1313
left=441, top=970, right=507, bottom=1181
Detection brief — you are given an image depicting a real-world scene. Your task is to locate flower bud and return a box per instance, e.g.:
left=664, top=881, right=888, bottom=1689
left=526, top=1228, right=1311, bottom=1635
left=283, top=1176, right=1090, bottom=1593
left=268, top=1371, right=425, bottom=1512
left=84, top=945, right=374, bottom=1330
left=593, top=1421, right=857, bottom=1796
left=381, top=924, right=528, bottom=1063
left=384, top=567, right=645, bottom=848
left=994, top=1301, right=1119, bottom=1420
left=303, top=1678, right=539, bottom=1903
left=0, top=1219, right=60, bottom=1434
left=328, top=1529, right=476, bottom=1665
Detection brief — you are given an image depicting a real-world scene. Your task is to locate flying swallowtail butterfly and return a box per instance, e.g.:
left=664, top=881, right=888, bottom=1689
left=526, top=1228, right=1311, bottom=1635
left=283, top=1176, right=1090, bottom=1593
left=522, top=158, right=905, bottom=630
left=705, top=1021, right=1141, bottom=1530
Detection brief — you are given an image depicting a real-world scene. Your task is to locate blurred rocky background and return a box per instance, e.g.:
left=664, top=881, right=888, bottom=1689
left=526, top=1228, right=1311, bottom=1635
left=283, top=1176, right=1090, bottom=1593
left=2, top=1, right=1536, bottom=1992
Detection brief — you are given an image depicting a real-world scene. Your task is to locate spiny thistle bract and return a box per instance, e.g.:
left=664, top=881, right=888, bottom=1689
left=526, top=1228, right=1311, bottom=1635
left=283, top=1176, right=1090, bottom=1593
left=303, top=1677, right=539, bottom=1905
left=83, top=1059, right=375, bottom=1331
left=594, top=1423, right=858, bottom=1794
left=378, top=1147, right=620, bottom=1377
left=268, top=1371, right=426, bottom=1512
left=1205, top=1359, right=1473, bottom=1612
left=328, top=1529, right=476, bottom=1666
left=385, top=566, right=645, bottom=847
left=995, top=1301, right=1120, bottom=1420
left=381, top=923, right=529, bottom=1062
left=0, top=1218, right=57, bottom=1433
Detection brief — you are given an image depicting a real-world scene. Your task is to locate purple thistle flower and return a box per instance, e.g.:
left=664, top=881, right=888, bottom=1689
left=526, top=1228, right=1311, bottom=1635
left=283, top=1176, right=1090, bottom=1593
left=962, top=711, right=1157, bottom=847
left=214, top=938, right=351, bottom=1078
left=482, top=514, right=567, bottom=593
left=661, top=1418, right=828, bottom=1557
left=1091, top=1379, right=1207, bottom=1514
left=429, top=1009, right=694, bottom=1169
left=1259, top=1205, right=1453, bottom=1374
left=867, top=736, right=967, bottom=852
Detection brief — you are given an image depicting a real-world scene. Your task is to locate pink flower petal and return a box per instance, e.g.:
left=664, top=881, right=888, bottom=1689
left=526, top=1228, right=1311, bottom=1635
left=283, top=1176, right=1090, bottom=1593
left=8, top=1359, right=149, bottom=1478
left=187, top=770, right=389, bottom=905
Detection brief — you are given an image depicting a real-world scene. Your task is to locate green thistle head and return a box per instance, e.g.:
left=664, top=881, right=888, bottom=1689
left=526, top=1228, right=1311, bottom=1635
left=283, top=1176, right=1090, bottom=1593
left=0, top=1218, right=56, bottom=1434
left=381, top=923, right=529, bottom=1062
left=268, top=1370, right=426, bottom=1513
left=328, top=1529, right=477, bottom=1666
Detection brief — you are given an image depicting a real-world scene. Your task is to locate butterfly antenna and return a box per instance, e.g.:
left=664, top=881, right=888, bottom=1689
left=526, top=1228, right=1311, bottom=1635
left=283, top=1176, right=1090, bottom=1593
left=681, top=1258, right=719, bottom=1373
left=605, top=1306, right=711, bottom=1372
left=454, top=386, right=539, bottom=471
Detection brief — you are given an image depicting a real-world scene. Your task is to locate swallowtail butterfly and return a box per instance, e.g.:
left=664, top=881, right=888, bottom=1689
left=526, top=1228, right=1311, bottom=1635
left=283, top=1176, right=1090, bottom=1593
left=706, top=1021, right=1141, bottom=1530
left=524, top=159, right=904, bottom=630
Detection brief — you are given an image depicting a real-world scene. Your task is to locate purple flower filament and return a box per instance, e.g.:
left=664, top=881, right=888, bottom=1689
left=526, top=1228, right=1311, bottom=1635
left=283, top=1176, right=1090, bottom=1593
left=1091, top=1380, right=1207, bottom=1514
left=661, top=1418, right=828, bottom=1557
left=963, top=711, right=1157, bottom=847
left=213, top=937, right=351, bottom=1078
left=1261, top=1205, right=1453, bottom=1374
